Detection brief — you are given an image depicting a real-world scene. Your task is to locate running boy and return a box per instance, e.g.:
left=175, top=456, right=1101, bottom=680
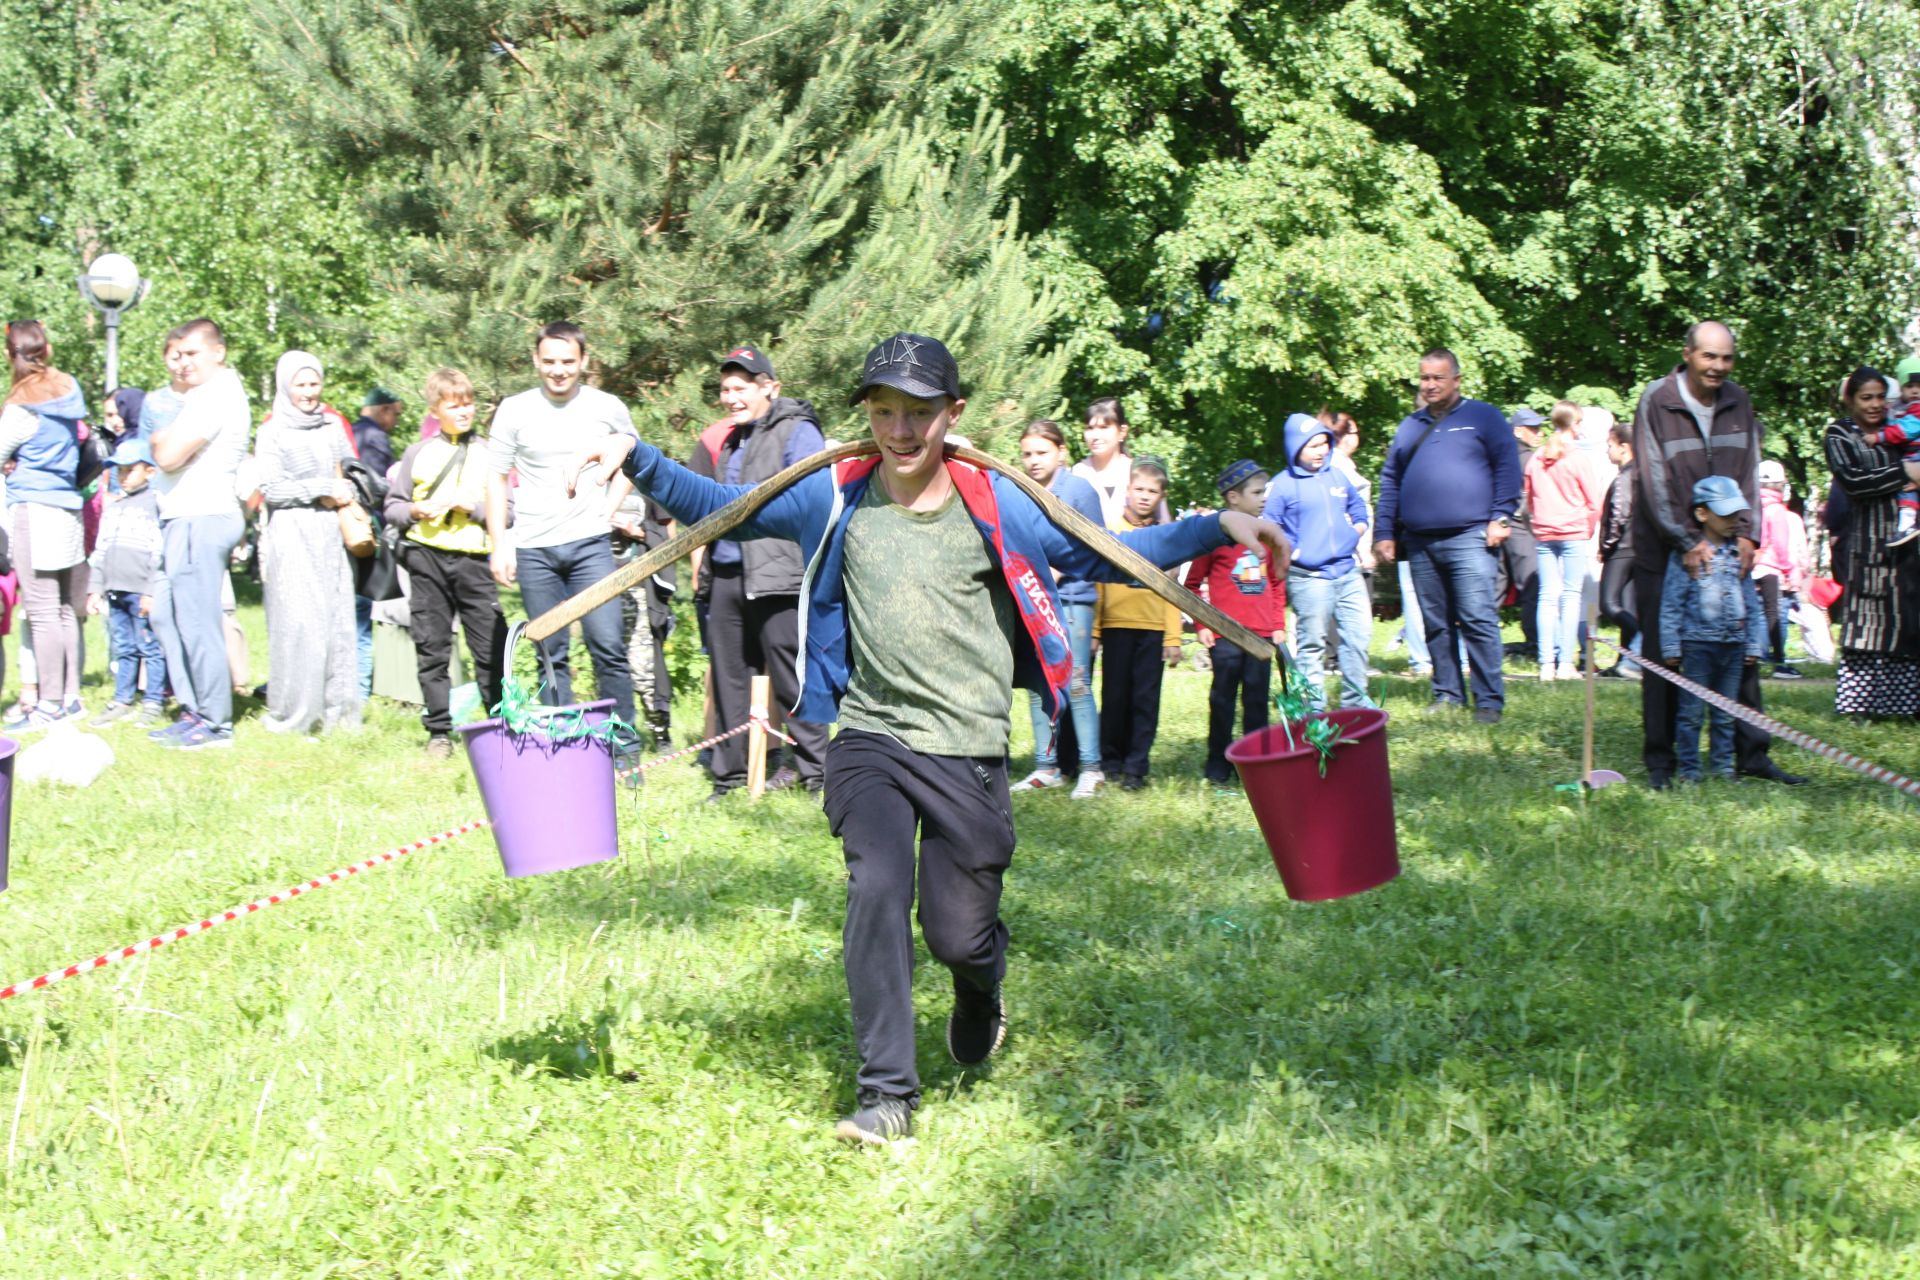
left=1262, top=413, right=1377, bottom=712
left=1184, top=459, right=1285, bottom=784
left=384, top=368, right=507, bottom=759
left=1658, top=476, right=1766, bottom=782
left=572, top=334, right=1289, bottom=1143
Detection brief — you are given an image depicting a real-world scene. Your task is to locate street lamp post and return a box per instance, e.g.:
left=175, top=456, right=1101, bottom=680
left=76, top=253, right=149, bottom=392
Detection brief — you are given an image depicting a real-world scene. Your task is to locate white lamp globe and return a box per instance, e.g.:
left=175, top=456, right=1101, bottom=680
left=85, top=253, right=141, bottom=307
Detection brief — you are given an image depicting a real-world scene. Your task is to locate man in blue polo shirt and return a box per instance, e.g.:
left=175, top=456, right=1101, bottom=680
left=1374, top=348, right=1523, bottom=724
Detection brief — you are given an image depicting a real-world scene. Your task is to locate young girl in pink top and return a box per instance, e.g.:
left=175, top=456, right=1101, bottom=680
left=1524, top=401, right=1605, bottom=678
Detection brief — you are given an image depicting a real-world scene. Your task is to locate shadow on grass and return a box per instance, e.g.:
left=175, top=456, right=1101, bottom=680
left=879, top=732, right=1920, bottom=1274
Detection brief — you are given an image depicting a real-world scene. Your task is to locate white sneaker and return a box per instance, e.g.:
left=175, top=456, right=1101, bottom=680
left=1015, top=768, right=1065, bottom=791
left=1558, top=663, right=1582, bottom=680
left=1070, top=770, right=1104, bottom=800
left=1538, top=666, right=1558, bottom=682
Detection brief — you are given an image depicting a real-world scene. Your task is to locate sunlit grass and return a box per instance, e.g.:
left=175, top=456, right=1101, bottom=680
left=0, top=606, right=1912, bottom=1276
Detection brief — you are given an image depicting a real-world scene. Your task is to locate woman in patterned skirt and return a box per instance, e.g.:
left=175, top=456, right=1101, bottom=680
left=1824, top=367, right=1920, bottom=717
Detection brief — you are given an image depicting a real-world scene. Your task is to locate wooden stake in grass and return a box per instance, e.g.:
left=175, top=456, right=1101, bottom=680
left=746, top=675, right=771, bottom=799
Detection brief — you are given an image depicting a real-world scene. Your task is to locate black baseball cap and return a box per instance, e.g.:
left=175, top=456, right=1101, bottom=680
left=719, top=346, right=776, bottom=380
left=848, top=333, right=963, bottom=407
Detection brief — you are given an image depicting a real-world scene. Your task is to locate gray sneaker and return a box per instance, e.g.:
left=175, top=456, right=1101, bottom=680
left=89, top=702, right=133, bottom=728
left=835, top=1090, right=916, bottom=1145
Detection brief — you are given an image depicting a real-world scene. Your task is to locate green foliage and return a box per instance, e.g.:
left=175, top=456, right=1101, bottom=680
left=0, top=0, right=402, bottom=404
left=994, top=0, right=1919, bottom=497
left=258, top=0, right=1064, bottom=446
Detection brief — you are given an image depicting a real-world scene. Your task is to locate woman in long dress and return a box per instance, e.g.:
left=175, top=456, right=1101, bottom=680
left=256, top=350, right=362, bottom=734
left=1823, top=366, right=1920, bottom=717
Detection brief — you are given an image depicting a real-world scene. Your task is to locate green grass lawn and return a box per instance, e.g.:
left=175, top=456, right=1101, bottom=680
left=0, top=600, right=1916, bottom=1277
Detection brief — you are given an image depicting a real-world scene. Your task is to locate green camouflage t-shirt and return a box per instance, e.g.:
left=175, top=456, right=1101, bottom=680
left=837, top=482, right=1017, bottom=756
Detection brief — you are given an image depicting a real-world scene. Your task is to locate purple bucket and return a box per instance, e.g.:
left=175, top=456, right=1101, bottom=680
left=458, top=700, right=619, bottom=878
left=0, top=737, right=14, bottom=892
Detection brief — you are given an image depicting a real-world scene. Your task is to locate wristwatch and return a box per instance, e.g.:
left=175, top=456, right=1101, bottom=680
left=1493, top=517, right=1511, bottom=529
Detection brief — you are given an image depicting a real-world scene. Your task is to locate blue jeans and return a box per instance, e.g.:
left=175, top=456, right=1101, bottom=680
left=152, top=513, right=245, bottom=731
left=104, top=590, right=166, bottom=707
left=1676, top=641, right=1746, bottom=779
left=1289, top=568, right=1378, bottom=712
left=355, top=595, right=374, bottom=698
left=515, top=534, right=635, bottom=724
left=1535, top=539, right=1590, bottom=669
left=1027, top=600, right=1100, bottom=769
left=1405, top=527, right=1505, bottom=711
left=1396, top=559, right=1430, bottom=670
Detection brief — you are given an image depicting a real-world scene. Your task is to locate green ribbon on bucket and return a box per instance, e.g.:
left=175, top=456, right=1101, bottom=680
left=494, top=622, right=645, bottom=755
left=1271, top=649, right=1359, bottom=779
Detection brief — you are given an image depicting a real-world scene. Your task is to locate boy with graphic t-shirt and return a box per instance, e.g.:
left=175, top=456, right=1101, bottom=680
left=572, top=334, right=1291, bottom=1144
left=1184, top=459, right=1286, bottom=783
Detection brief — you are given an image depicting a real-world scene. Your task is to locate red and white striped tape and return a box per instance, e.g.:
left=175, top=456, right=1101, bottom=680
left=0, top=715, right=800, bottom=1002
left=614, top=715, right=792, bottom=782
left=1595, top=639, right=1920, bottom=800
left=0, top=821, right=490, bottom=1001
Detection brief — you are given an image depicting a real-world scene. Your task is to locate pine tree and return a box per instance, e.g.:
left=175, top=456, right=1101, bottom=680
left=258, top=0, right=1063, bottom=444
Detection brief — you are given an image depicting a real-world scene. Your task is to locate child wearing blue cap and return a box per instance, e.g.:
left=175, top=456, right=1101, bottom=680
left=85, top=439, right=167, bottom=727
left=1184, top=459, right=1286, bottom=783
left=1658, top=475, right=1766, bottom=781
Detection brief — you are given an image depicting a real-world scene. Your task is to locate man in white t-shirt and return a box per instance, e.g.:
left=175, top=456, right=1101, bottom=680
left=148, top=318, right=251, bottom=750
left=486, top=321, right=638, bottom=725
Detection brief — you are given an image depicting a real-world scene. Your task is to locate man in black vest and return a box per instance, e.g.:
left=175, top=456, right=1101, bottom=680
left=704, top=346, right=829, bottom=798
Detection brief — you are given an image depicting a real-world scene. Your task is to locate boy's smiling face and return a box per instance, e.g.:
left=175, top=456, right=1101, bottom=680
left=865, top=384, right=964, bottom=490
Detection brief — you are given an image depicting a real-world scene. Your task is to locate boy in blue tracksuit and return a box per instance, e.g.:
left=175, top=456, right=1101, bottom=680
left=1659, top=476, right=1767, bottom=782
left=1262, top=413, right=1377, bottom=712
left=574, top=334, right=1291, bottom=1145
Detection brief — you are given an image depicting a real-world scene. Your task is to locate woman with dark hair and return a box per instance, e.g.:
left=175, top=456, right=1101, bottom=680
left=104, top=387, right=146, bottom=446
left=0, top=321, right=92, bottom=730
left=1824, top=366, right=1920, bottom=716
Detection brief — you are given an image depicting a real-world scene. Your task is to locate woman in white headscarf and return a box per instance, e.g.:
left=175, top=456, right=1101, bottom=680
left=256, top=350, right=362, bottom=734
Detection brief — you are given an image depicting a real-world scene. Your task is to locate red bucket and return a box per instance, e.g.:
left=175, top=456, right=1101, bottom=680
left=1226, top=707, right=1399, bottom=901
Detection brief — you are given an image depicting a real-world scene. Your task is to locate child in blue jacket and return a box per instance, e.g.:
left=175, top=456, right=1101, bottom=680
left=1659, top=476, right=1767, bottom=782
left=573, top=334, right=1290, bottom=1145
left=1262, top=413, right=1377, bottom=712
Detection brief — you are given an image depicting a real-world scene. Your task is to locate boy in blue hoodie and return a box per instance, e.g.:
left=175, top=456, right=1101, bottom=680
left=1658, top=476, right=1767, bottom=782
left=1263, top=413, right=1378, bottom=712
left=571, top=334, right=1291, bottom=1145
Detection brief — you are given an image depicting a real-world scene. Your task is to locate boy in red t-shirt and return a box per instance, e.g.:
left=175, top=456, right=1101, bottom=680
left=1184, top=459, right=1287, bottom=784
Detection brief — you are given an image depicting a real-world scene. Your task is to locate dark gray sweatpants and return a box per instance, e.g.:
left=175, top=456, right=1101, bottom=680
left=823, top=727, right=1015, bottom=1103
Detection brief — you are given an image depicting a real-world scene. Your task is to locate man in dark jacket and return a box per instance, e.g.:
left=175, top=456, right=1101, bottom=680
left=352, top=387, right=401, bottom=478
left=704, top=346, right=829, bottom=798
left=1629, top=320, right=1803, bottom=787
left=1375, top=348, right=1523, bottom=724
left=1496, top=406, right=1543, bottom=659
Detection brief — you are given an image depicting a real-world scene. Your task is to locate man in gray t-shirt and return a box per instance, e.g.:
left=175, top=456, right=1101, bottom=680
left=485, top=322, right=637, bottom=725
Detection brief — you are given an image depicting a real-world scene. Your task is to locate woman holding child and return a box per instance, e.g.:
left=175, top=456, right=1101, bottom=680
left=1824, top=366, right=1920, bottom=717
left=255, top=350, right=363, bottom=736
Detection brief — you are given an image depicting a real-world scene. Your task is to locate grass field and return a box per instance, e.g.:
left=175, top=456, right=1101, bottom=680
left=0, top=593, right=1916, bottom=1277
